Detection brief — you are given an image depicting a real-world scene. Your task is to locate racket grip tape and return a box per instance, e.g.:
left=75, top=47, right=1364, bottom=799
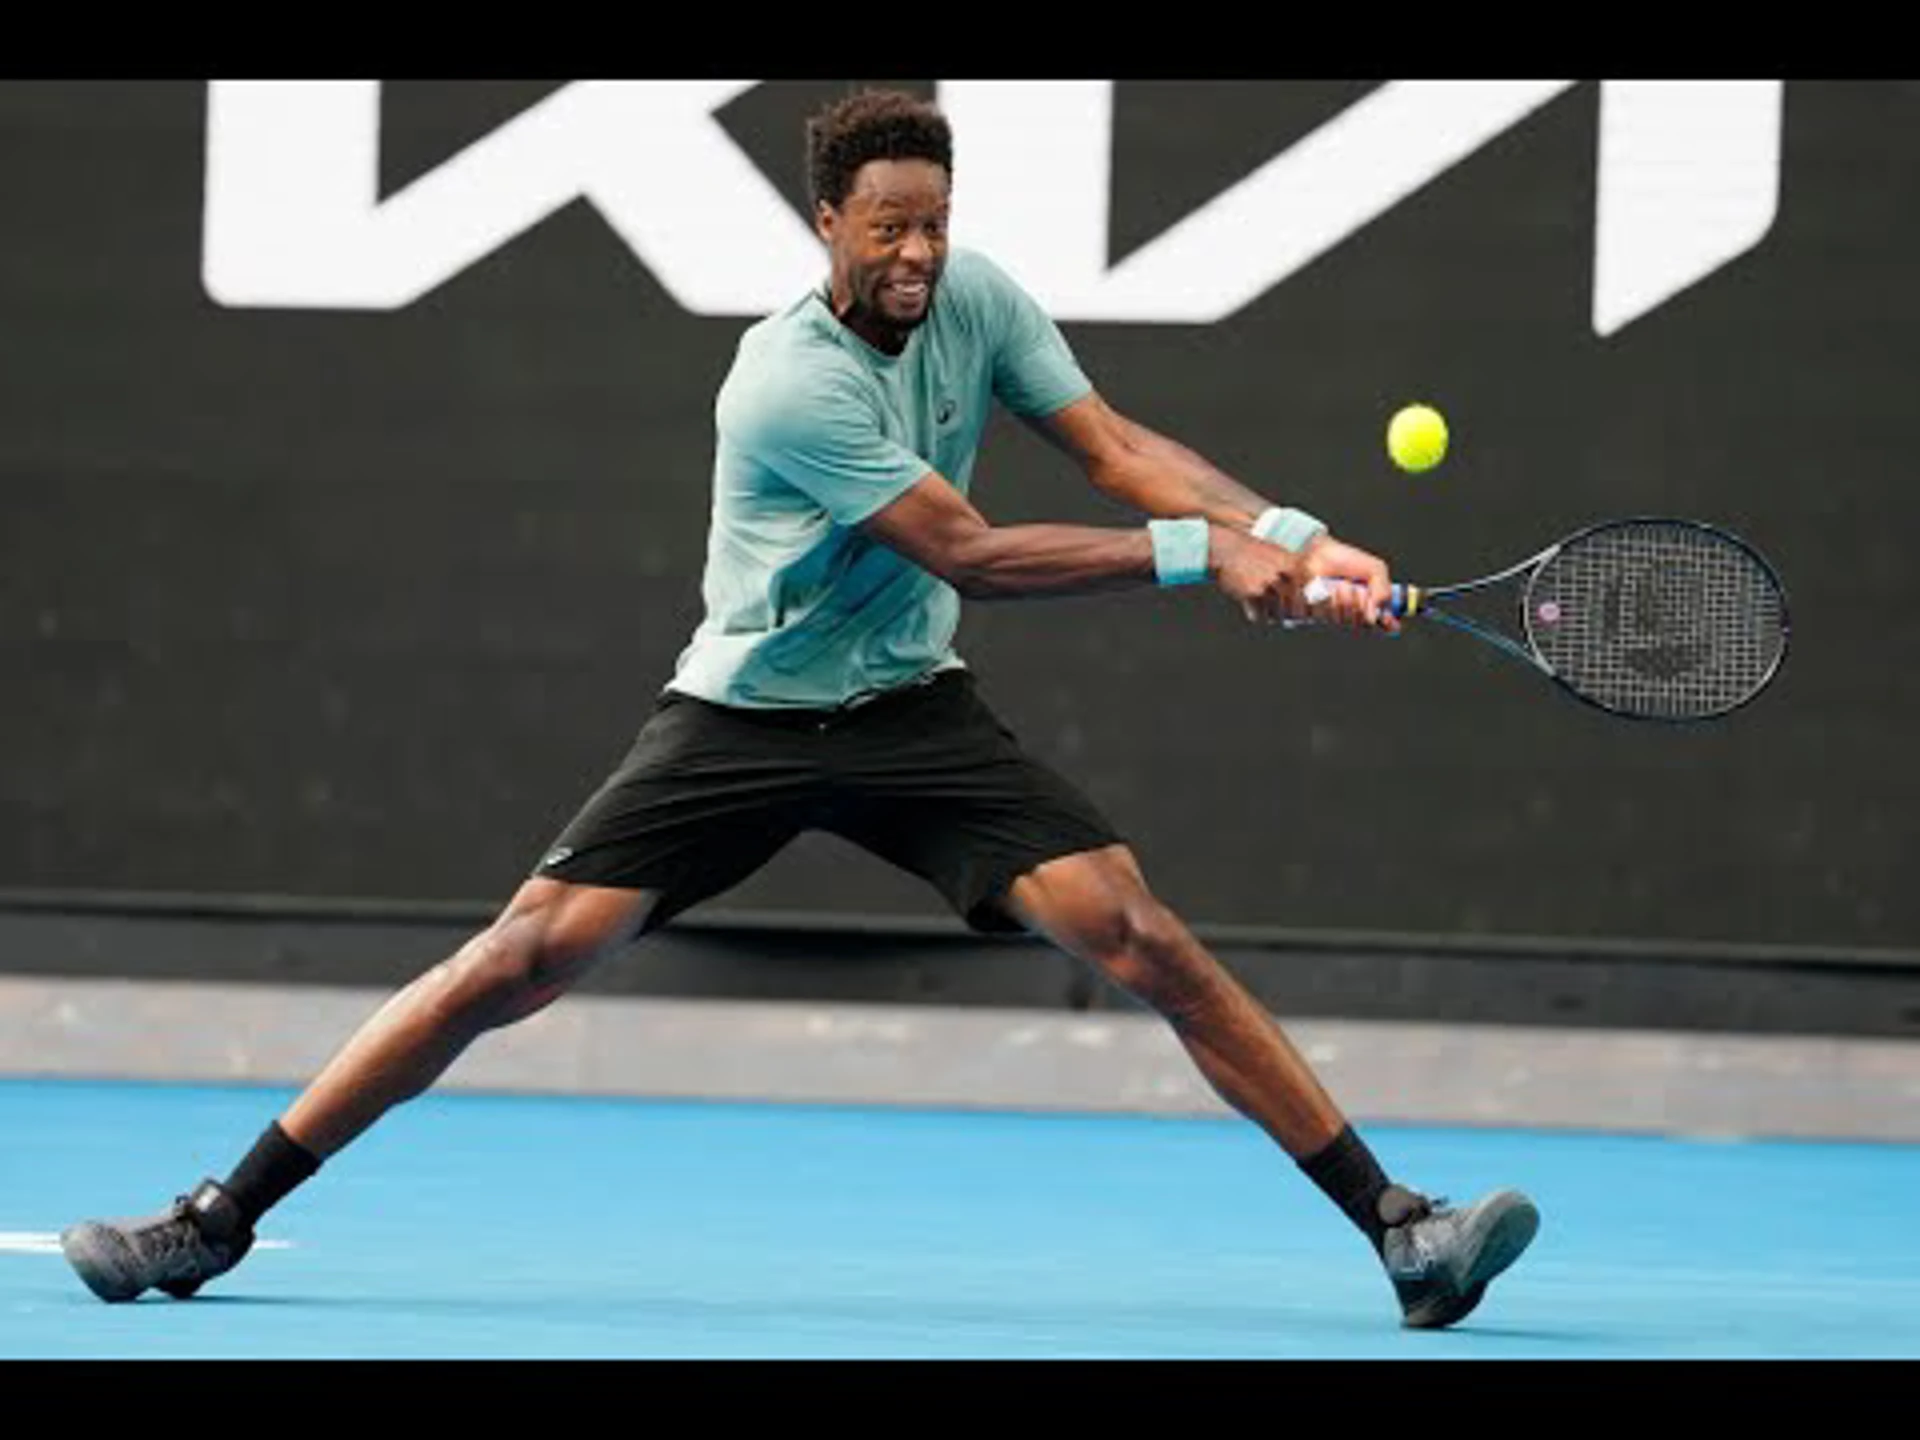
left=1302, top=577, right=1423, bottom=618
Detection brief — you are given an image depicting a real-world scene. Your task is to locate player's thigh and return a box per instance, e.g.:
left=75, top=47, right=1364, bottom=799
left=827, top=675, right=1125, bottom=933
left=1003, top=843, right=1170, bottom=957
left=490, top=876, right=666, bottom=992
left=1005, top=842, right=1146, bottom=921
left=529, top=691, right=818, bottom=932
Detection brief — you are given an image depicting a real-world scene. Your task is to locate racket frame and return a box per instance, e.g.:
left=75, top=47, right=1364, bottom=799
left=1393, top=516, right=1791, bottom=723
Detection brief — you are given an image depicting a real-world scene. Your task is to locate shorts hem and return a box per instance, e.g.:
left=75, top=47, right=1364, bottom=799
left=956, top=832, right=1126, bottom=935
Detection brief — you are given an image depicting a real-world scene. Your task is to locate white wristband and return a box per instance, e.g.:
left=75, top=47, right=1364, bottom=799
left=1251, top=505, right=1328, bottom=554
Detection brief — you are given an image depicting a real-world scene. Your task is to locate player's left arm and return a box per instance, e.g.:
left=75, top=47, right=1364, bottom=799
left=1021, top=391, right=1275, bottom=530
left=1021, top=392, right=1393, bottom=614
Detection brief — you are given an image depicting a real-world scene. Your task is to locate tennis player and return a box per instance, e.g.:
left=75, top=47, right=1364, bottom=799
left=63, top=89, right=1538, bottom=1328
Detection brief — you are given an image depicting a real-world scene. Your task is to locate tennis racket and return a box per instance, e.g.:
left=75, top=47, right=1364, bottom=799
left=1303, top=517, right=1790, bottom=722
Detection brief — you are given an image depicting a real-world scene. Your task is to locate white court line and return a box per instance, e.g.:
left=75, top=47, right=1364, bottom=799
left=0, top=1231, right=292, bottom=1255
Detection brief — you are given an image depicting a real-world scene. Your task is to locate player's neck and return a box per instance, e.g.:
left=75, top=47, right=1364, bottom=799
left=825, top=283, right=912, bottom=358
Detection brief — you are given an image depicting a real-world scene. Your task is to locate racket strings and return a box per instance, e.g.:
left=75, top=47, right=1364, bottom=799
left=1526, top=523, right=1787, bottom=720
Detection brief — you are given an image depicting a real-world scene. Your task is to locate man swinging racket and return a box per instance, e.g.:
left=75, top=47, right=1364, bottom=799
left=63, top=88, right=1538, bottom=1330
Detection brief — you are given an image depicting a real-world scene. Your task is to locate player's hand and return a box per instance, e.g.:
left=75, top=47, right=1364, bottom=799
left=1210, top=525, right=1316, bottom=625
left=1300, top=535, right=1400, bottom=633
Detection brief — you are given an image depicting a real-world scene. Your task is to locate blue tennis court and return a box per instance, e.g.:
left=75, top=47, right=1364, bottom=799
left=4, top=1075, right=1916, bottom=1358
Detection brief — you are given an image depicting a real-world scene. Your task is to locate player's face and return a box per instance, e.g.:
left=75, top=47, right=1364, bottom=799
left=818, top=159, right=950, bottom=347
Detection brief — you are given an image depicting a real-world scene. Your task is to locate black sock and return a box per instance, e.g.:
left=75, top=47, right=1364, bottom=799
left=221, top=1122, right=322, bottom=1227
left=1297, top=1125, right=1394, bottom=1254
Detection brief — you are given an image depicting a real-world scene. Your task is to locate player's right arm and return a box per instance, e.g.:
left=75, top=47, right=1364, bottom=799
left=859, top=470, right=1372, bottom=627
left=719, top=336, right=1373, bottom=627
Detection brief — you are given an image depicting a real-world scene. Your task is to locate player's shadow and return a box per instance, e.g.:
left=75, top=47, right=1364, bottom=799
left=115, top=1294, right=309, bottom=1306
left=164, top=1291, right=1612, bottom=1350
left=1433, top=1323, right=1605, bottom=1343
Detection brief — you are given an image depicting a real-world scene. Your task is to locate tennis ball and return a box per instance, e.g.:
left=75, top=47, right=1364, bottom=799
left=1387, top=404, right=1448, bottom=472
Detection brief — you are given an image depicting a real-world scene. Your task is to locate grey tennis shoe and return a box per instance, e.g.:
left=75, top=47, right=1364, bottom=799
left=61, top=1179, right=254, bottom=1302
left=1379, top=1183, right=1540, bottom=1329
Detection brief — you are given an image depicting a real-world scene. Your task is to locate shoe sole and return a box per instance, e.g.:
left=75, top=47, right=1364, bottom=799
left=1401, top=1190, right=1541, bottom=1330
left=1459, top=1189, right=1540, bottom=1290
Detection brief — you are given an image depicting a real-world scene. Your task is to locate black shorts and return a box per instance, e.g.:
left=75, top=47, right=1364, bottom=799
left=533, top=670, right=1125, bottom=934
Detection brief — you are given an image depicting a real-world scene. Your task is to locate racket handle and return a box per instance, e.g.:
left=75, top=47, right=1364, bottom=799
left=1301, top=578, right=1424, bottom=619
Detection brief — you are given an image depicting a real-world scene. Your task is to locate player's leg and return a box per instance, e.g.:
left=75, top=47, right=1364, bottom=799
left=825, top=672, right=1536, bottom=1329
left=1005, top=843, right=1538, bottom=1330
left=57, top=878, right=662, bottom=1305
left=61, top=688, right=817, bottom=1303
left=825, top=679, right=1357, bottom=1156
left=822, top=676, right=1352, bottom=1153
left=278, top=877, right=661, bottom=1159
left=1007, top=844, right=1349, bottom=1154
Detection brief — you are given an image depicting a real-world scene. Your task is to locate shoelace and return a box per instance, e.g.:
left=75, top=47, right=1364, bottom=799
left=1384, top=1193, right=1456, bottom=1276
left=146, top=1197, right=211, bottom=1275
left=1383, top=1187, right=1444, bottom=1229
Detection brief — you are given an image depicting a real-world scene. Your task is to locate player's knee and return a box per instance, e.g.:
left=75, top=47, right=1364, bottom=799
left=437, top=910, right=597, bottom=1028
left=1084, top=898, right=1207, bottom=1013
left=426, top=925, right=531, bottom=1029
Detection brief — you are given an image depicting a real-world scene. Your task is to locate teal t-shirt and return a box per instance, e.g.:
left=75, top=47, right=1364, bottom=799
left=669, top=247, right=1093, bottom=709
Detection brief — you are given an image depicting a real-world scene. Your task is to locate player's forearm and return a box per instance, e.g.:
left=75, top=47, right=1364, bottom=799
left=1087, top=415, right=1277, bottom=529
left=943, top=522, right=1169, bottom=600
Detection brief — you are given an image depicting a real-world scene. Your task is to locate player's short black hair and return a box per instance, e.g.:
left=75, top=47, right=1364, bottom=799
left=807, top=89, right=952, bottom=212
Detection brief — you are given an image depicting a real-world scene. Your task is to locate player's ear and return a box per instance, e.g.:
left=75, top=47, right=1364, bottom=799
left=814, top=200, right=838, bottom=245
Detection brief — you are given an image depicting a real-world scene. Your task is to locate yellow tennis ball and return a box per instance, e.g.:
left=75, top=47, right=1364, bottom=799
left=1387, top=404, right=1448, bottom=472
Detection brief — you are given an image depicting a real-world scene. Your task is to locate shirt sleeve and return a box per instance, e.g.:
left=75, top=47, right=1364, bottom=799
left=967, top=251, right=1095, bottom=418
left=718, top=358, right=933, bottom=527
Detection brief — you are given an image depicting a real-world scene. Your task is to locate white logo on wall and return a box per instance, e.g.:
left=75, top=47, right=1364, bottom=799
left=202, top=80, right=1783, bottom=338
